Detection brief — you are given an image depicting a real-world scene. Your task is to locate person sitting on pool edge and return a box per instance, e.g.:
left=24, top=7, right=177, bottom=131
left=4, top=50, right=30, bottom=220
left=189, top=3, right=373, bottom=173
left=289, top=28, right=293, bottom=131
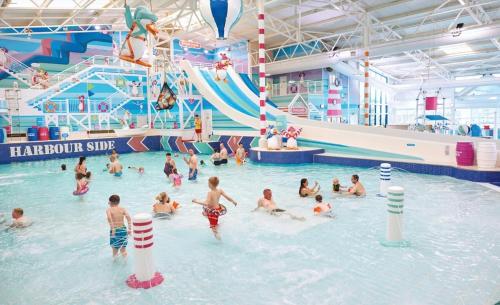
left=299, top=178, right=320, bottom=197
left=253, top=189, right=305, bottom=221
left=211, top=149, right=222, bottom=166
left=347, top=174, right=366, bottom=197
left=153, top=192, right=180, bottom=218
left=219, top=143, right=228, bottom=164
left=108, top=156, right=123, bottom=177
left=9, top=208, right=32, bottom=228
left=106, top=195, right=131, bottom=259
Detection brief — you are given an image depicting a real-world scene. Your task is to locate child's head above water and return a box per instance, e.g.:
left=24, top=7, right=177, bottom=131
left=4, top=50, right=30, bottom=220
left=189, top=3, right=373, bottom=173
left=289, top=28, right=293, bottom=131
left=61, top=164, right=66, bottom=171
left=208, top=176, right=219, bottom=189
left=85, top=171, right=92, bottom=179
left=333, top=178, right=339, bottom=185
left=156, top=192, right=168, bottom=203
left=108, top=194, right=120, bottom=206
left=173, top=168, right=178, bottom=175
left=315, top=194, right=322, bottom=203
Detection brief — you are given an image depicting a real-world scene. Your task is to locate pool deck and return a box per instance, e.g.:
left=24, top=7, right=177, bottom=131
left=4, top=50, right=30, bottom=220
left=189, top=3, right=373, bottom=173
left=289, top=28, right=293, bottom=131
left=1, top=132, right=499, bottom=183
left=249, top=147, right=500, bottom=183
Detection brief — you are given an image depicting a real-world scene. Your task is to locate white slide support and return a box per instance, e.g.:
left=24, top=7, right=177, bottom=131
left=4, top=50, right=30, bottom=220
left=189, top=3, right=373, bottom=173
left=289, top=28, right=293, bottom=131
left=183, top=60, right=499, bottom=164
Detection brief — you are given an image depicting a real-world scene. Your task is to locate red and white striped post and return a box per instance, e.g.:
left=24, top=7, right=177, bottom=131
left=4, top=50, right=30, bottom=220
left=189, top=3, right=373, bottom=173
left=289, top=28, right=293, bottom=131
left=126, top=213, right=164, bottom=289
left=257, top=0, right=268, bottom=148
left=327, top=74, right=342, bottom=123
left=363, top=50, right=370, bottom=126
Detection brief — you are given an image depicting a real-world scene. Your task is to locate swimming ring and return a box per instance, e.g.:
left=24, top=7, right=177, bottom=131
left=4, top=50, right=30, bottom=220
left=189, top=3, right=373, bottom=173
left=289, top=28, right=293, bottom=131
left=73, top=186, right=89, bottom=196
left=202, top=204, right=227, bottom=228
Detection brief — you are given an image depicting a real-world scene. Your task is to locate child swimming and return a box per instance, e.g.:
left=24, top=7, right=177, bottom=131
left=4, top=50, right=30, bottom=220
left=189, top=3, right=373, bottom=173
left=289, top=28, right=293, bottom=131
left=169, top=168, right=183, bottom=188
left=313, top=195, right=335, bottom=218
left=192, top=176, right=237, bottom=240
left=332, top=178, right=342, bottom=193
left=128, top=166, right=144, bottom=174
left=75, top=172, right=91, bottom=194
left=153, top=192, right=180, bottom=218
left=106, top=195, right=131, bottom=259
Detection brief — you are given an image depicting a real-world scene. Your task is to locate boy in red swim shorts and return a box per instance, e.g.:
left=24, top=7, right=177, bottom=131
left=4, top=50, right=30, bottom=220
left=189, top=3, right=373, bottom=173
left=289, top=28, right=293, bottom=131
left=192, top=176, right=237, bottom=240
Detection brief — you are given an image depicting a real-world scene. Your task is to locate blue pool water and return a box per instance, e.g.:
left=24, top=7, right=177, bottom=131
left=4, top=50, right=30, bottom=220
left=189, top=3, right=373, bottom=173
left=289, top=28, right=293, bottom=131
left=0, top=152, right=499, bottom=305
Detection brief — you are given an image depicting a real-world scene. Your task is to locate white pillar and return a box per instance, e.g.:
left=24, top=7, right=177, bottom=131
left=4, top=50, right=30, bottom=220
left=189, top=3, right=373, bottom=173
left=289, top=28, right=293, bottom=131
left=381, top=186, right=410, bottom=247
left=126, top=213, right=164, bottom=289
left=379, top=163, right=391, bottom=197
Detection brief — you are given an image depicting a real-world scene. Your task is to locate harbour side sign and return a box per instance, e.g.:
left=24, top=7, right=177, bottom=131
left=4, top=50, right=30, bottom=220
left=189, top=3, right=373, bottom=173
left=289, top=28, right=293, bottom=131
left=9, top=140, right=116, bottom=158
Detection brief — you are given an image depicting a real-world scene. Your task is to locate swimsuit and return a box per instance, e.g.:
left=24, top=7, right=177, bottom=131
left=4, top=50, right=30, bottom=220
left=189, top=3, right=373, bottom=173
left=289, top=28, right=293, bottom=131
left=213, top=159, right=221, bottom=166
left=173, top=174, right=182, bottom=186
left=188, top=168, right=198, bottom=180
left=202, top=204, right=227, bottom=228
left=271, top=208, right=286, bottom=213
left=164, top=162, right=173, bottom=176
left=333, top=184, right=340, bottom=192
left=195, top=119, right=202, bottom=134
left=110, top=226, right=128, bottom=249
left=114, top=172, right=122, bottom=177
left=220, top=159, right=228, bottom=164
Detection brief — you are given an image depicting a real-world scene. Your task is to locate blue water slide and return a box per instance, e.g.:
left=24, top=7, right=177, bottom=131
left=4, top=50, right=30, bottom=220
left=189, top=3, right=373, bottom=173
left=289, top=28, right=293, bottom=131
left=0, top=33, right=112, bottom=80
left=238, top=73, right=278, bottom=108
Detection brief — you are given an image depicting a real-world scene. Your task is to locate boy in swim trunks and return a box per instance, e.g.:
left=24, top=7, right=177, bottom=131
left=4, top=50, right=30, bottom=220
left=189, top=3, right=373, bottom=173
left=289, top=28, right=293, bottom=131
left=109, top=156, right=123, bottom=177
left=235, top=143, right=246, bottom=165
left=192, top=176, right=237, bottom=240
left=219, top=143, right=228, bottom=164
left=106, top=195, right=131, bottom=259
left=183, top=149, right=198, bottom=181
left=194, top=114, right=202, bottom=142
left=254, top=189, right=305, bottom=221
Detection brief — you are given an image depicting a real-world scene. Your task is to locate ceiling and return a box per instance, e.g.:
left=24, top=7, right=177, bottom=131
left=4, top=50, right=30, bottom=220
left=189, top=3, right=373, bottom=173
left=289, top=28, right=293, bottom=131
left=0, top=0, right=499, bottom=83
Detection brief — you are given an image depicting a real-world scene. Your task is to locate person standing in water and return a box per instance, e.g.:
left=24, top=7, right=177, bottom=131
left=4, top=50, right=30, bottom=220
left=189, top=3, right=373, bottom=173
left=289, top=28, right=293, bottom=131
left=194, top=114, right=202, bottom=142
left=192, top=176, right=237, bottom=240
left=235, top=143, right=246, bottom=165
left=74, top=156, right=87, bottom=178
left=183, top=149, right=198, bottom=181
left=163, top=152, right=176, bottom=179
left=219, top=143, right=228, bottom=164
left=106, top=195, right=131, bottom=259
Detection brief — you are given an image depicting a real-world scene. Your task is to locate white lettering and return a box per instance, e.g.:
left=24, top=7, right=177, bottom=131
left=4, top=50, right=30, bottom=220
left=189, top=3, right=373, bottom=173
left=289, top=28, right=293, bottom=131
left=108, top=141, right=115, bottom=150
left=86, top=142, right=94, bottom=152
left=9, top=146, right=22, bottom=157
left=74, top=143, right=83, bottom=153
left=32, top=145, right=43, bottom=156
left=24, top=146, right=33, bottom=156
left=63, top=143, right=72, bottom=153
left=54, top=144, right=63, bottom=154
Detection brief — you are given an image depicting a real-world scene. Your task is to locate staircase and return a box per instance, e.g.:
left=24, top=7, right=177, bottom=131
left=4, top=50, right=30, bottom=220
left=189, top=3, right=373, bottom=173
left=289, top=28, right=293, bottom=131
left=0, top=51, right=36, bottom=87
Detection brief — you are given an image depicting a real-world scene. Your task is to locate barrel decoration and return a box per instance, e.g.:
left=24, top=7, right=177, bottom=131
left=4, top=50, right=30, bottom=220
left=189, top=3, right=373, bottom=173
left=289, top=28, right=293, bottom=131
left=199, top=0, right=243, bottom=40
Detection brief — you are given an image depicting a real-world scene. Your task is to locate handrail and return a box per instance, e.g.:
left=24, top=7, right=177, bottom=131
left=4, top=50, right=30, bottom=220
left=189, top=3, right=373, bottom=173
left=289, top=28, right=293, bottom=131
left=1, top=51, right=36, bottom=75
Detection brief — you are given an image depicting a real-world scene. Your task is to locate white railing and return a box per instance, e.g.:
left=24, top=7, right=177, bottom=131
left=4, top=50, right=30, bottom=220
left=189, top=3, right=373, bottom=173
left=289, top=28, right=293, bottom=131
left=269, top=80, right=325, bottom=97
left=1, top=51, right=36, bottom=76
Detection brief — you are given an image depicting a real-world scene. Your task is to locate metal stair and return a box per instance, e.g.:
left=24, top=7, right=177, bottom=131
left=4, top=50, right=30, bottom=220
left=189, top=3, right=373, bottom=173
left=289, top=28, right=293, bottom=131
left=0, top=52, right=36, bottom=87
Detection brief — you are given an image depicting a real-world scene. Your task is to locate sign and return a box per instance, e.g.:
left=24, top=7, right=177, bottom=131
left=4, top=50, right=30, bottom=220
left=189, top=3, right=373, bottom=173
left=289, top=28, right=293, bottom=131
left=290, top=107, right=308, bottom=115
left=179, top=40, right=201, bottom=49
left=0, top=136, right=162, bottom=164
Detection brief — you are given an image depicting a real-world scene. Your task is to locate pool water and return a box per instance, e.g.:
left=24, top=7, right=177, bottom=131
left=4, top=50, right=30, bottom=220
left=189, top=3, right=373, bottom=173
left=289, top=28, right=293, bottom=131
left=0, top=152, right=499, bottom=305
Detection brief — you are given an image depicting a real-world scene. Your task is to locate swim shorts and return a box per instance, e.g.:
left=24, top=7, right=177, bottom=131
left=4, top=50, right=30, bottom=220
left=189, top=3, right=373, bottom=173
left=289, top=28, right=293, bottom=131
left=202, top=205, right=227, bottom=228
left=110, top=226, right=128, bottom=249
left=188, top=168, right=198, bottom=180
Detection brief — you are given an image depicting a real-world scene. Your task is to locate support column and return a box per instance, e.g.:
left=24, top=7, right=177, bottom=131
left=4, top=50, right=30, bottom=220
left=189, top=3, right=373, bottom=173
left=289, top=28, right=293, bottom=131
left=257, top=0, right=268, bottom=148
left=363, top=15, right=370, bottom=126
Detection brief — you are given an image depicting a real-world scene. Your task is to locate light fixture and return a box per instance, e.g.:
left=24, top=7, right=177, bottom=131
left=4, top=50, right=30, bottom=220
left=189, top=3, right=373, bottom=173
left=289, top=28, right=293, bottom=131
left=451, top=23, right=464, bottom=37
left=439, top=43, right=473, bottom=55
left=95, top=25, right=101, bottom=30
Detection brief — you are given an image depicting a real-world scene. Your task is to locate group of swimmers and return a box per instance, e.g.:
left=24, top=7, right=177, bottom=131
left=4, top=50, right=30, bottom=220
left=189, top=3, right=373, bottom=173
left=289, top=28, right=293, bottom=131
left=210, top=143, right=246, bottom=166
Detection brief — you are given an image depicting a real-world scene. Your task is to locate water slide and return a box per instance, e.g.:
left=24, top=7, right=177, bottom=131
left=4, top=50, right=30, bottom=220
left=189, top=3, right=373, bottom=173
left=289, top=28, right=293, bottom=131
left=181, top=60, right=477, bottom=164
left=0, top=33, right=112, bottom=80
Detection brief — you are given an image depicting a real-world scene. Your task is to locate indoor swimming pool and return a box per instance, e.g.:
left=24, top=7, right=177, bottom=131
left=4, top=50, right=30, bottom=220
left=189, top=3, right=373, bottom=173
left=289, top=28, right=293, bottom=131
left=0, top=152, right=499, bottom=305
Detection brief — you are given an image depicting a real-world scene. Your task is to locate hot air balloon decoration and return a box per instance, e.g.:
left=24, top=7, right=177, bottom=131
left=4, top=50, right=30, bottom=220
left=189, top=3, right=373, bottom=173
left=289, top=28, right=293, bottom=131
left=199, top=0, right=243, bottom=40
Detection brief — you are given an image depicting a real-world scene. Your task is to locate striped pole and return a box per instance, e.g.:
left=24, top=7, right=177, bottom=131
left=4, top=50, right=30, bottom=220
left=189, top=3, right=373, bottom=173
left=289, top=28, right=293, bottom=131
left=381, top=186, right=409, bottom=247
left=379, top=163, right=391, bottom=197
left=327, top=74, right=342, bottom=123
left=126, top=213, right=164, bottom=289
left=363, top=50, right=370, bottom=126
left=257, top=0, right=268, bottom=148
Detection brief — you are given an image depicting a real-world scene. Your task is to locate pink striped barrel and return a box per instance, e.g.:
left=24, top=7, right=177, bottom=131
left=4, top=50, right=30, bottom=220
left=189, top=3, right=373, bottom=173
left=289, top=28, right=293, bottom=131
left=456, top=142, right=474, bottom=166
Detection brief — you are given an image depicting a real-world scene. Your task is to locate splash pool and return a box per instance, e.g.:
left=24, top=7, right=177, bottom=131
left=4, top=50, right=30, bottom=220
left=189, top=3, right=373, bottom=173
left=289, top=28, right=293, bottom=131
left=0, top=152, right=499, bottom=305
